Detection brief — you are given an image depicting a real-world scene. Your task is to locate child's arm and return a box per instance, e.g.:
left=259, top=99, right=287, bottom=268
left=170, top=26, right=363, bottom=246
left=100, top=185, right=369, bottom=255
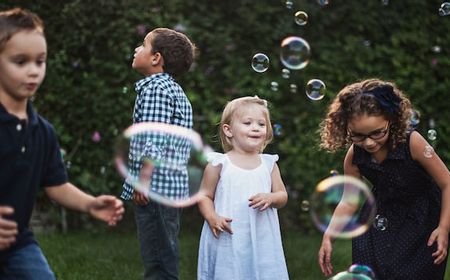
left=0, top=206, right=18, bottom=250
left=198, top=163, right=232, bottom=238
left=248, top=163, right=288, bottom=210
left=409, top=131, right=450, bottom=264
left=319, top=145, right=361, bottom=276
left=45, top=183, right=124, bottom=226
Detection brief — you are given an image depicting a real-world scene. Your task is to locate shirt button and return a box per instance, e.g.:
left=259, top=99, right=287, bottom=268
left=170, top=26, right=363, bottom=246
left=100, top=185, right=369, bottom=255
left=16, top=124, right=22, bottom=131
left=21, top=146, right=26, bottom=153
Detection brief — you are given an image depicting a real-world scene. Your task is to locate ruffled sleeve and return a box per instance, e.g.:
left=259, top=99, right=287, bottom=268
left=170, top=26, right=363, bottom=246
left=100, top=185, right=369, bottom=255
left=261, top=154, right=279, bottom=173
left=206, top=152, right=226, bottom=167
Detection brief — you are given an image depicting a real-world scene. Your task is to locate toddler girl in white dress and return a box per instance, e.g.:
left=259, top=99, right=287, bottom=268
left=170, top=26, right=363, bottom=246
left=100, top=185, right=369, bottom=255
left=197, top=96, right=289, bottom=280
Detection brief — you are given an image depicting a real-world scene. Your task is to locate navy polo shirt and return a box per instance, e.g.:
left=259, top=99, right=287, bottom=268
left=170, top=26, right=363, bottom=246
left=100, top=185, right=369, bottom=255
left=0, top=101, right=67, bottom=260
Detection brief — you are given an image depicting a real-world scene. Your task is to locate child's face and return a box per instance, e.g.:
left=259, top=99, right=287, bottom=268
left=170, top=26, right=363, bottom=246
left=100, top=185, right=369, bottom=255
left=132, top=32, right=159, bottom=75
left=224, top=104, right=268, bottom=153
left=0, top=30, right=46, bottom=102
left=348, top=114, right=390, bottom=154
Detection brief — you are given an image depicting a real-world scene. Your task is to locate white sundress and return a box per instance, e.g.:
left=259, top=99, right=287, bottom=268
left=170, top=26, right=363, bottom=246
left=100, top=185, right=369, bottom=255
left=197, top=152, right=289, bottom=280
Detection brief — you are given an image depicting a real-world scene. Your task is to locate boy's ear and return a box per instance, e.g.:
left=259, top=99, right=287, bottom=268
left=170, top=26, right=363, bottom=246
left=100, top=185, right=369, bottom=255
left=222, top=124, right=233, bottom=138
left=152, top=52, right=163, bottom=66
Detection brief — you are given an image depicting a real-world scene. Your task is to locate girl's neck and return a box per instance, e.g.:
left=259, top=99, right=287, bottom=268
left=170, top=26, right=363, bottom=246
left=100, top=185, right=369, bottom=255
left=227, top=150, right=261, bottom=170
left=370, top=145, right=389, bottom=164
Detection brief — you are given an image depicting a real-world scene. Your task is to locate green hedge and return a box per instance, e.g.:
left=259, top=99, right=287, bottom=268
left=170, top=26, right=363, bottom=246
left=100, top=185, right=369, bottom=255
left=1, top=0, right=448, bottom=230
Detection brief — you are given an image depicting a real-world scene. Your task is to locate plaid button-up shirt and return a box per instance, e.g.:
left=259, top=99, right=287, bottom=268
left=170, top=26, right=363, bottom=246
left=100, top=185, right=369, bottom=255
left=121, top=73, right=193, bottom=200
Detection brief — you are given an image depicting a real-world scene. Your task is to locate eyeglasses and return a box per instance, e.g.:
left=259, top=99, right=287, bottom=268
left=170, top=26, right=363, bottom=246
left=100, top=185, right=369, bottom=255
left=348, top=122, right=390, bottom=142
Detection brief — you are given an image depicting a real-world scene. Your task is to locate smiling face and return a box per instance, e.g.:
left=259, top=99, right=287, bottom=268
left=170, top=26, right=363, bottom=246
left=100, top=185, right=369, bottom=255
left=0, top=29, right=47, bottom=105
left=223, top=104, right=269, bottom=154
left=348, top=114, right=390, bottom=154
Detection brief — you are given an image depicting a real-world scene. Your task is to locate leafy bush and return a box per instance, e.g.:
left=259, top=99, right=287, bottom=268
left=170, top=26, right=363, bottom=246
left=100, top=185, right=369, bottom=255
left=1, top=0, right=448, bottom=230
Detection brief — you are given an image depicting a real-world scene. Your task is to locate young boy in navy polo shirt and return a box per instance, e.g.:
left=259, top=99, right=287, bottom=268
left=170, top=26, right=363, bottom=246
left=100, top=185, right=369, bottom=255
left=0, top=8, right=124, bottom=279
left=120, top=27, right=196, bottom=279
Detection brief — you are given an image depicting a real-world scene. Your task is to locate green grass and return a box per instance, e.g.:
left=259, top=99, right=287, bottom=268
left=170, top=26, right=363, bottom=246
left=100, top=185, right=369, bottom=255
left=37, top=228, right=450, bottom=280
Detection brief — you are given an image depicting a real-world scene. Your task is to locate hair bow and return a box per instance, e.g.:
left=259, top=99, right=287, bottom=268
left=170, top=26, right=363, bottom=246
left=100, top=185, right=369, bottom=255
left=365, top=85, right=401, bottom=114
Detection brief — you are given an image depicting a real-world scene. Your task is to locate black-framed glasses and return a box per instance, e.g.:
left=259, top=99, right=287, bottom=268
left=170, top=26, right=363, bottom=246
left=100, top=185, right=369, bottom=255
left=348, top=122, right=390, bottom=142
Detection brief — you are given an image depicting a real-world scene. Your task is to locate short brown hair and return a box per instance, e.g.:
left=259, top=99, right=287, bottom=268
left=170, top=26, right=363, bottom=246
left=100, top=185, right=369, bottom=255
left=219, top=96, right=273, bottom=153
left=0, top=8, right=44, bottom=52
left=150, top=28, right=196, bottom=78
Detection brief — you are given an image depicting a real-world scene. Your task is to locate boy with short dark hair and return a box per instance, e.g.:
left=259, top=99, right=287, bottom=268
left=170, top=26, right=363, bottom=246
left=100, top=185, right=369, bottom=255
left=0, top=8, right=124, bottom=279
left=121, top=27, right=196, bottom=279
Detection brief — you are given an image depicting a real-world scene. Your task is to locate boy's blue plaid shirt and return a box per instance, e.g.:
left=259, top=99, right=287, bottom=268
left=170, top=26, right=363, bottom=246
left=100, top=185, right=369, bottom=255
left=120, top=73, right=193, bottom=200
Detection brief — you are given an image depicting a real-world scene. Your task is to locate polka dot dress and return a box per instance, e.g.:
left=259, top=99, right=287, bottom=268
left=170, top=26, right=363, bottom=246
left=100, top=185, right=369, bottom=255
left=351, top=133, right=448, bottom=280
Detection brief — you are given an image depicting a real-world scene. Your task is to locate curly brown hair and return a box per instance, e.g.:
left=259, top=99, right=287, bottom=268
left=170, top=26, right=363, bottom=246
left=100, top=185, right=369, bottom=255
left=150, top=28, right=196, bottom=78
left=0, top=8, right=44, bottom=52
left=319, top=78, right=412, bottom=152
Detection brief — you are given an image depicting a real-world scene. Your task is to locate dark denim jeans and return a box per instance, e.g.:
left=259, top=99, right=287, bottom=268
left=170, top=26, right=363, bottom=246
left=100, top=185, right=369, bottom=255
left=0, top=243, right=55, bottom=280
left=134, top=202, right=181, bottom=280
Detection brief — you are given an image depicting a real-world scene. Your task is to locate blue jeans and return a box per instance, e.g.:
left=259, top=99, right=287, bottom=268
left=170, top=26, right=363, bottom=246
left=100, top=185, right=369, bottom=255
left=134, top=202, right=181, bottom=280
left=0, top=243, right=55, bottom=280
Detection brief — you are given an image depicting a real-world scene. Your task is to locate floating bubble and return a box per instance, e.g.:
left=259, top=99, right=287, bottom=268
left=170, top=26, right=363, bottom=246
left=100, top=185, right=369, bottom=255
left=362, top=40, right=371, bottom=47
left=301, top=200, right=310, bottom=211
left=60, top=148, right=66, bottom=160
left=290, top=84, right=298, bottom=93
left=114, top=122, right=209, bottom=208
left=409, top=109, right=420, bottom=128
left=381, top=0, right=389, bottom=6
left=294, top=11, right=308, bottom=26
left=348, top=264, right=376, bottom=279
left=317, top=0, right=329, bottom=6
left=251, top=53, right=269, bottom=73
left=432, top=45, right=442, bottom=53
left=100, top=166, right=106, bottom=175
left=439, top=2, right=450, bottom=16
left=424, top=145, right=435, bottom=158
left=329, top=169, right=339, bottom=177
left=306, top=79, right=326, bottom=101
left=330, top=271, right=374, bottom=280
left=373, top=214, right=388, bottom=231
left=310, top=175, right=376, bottom=239
left=270, top=81, right=279, bottom=91
left=280, top=36, right=311, bottom=70
left=285, top=0, right=294, bottom=9
left=427, top=129, right=437, bottom=141
left=281, top=68, right=290, bottom=79
left=122, top=87, right=128, bottom=94
left=273, top=123, right=284, bottom=136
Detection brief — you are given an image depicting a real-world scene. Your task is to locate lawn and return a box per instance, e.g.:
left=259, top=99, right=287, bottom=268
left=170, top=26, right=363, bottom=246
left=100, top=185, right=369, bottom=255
left=36, top=224, right=450, bottom=279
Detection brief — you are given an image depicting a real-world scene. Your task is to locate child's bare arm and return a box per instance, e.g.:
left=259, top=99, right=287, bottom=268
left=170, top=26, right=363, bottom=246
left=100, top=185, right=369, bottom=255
left=45, top=183, right=124, bottom=226
left=198, top=163, right=232, bottom=237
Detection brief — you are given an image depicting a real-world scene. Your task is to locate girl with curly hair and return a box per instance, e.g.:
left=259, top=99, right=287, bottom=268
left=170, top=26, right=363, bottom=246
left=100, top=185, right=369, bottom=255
left=317, top=78, right=450, bottom=279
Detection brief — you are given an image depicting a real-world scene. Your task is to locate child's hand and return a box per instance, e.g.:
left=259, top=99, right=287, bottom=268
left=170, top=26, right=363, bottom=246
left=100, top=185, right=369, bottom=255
left=133, top=190, right=150, bottom=205
left=0, top=206, right=18, bottom=250
left=428, top=226, right=449, bottom=265
left=88, top=195, right=125, bottom=226
left=207, top=215, right=232, bottom=238
left=248, top=193, right=273, bottom=211
left=318, top=235, right=334, bottom=277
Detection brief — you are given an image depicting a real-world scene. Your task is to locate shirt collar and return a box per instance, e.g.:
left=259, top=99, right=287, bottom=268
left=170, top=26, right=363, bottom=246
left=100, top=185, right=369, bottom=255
left=135, top=72, right=172, bottom=93
left=0, top=101, right=38, bottom=126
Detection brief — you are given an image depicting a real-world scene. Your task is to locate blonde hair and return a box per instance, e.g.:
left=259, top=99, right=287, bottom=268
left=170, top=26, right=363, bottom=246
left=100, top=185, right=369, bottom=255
left=219, top=96, right=273, bottom=152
